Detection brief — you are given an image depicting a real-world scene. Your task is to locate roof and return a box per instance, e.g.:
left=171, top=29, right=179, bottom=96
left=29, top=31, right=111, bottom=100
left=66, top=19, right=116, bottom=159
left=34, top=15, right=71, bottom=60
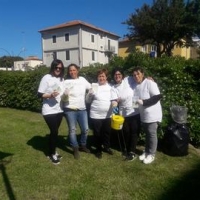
left=39, top=20, right=120, bottom=38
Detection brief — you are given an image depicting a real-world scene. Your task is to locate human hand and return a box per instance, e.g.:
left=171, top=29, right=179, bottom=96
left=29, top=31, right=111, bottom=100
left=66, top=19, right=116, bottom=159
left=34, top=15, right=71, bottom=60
left=51, top=91, right=59, bottom=98
left=137, top=99, right=143, bottom=105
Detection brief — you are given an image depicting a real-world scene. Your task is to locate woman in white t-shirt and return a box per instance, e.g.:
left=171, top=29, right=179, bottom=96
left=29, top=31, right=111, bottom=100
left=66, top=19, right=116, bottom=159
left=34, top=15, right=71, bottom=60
left=37, top=59, right=65, bottom=165
left=132, top=66, right=162, bottom=164
left=86, top=69, right=113, bottom=159
left=62, top=63, right=91, bottom=159
left=111, top=68, right=140, bottom=161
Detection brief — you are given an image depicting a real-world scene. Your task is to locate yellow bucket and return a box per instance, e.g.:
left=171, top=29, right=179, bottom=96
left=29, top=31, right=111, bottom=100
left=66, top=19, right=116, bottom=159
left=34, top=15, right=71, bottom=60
left=111, top=115, right=124, bottom=130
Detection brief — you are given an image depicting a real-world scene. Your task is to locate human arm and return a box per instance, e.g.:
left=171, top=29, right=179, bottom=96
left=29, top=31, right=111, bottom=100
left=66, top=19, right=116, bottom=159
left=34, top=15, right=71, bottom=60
left=137, top=94, right=162, bottom=106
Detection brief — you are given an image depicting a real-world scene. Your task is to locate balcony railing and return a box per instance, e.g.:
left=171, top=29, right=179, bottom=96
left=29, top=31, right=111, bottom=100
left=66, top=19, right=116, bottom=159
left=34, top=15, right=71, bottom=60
left=104, top=45, right=115, bottom=52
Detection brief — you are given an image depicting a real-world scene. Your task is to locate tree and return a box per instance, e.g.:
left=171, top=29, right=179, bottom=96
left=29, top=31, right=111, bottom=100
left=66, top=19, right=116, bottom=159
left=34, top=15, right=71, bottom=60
left=0, top=56, right=23, bottom=68
left=124, top=0, right=200, bottom=57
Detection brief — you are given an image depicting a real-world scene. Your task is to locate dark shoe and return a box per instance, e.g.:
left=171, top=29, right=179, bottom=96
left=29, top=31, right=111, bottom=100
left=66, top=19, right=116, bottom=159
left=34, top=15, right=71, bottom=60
left=48, top=154, right=60, bottom=165
left=73, top=147, right=80, bottom=159
left=79, top=145, right=90, bottom=153
left=95, top=151, right=102, bottom=159
left=125, top=152, right=136, bottom=162
left=104, top=148, right=113, bottom=155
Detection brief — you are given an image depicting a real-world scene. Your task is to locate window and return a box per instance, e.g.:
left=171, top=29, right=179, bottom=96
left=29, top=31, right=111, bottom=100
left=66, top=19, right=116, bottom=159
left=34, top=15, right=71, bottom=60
left=108, top=40, right=110, bottom=50
left=92, top=51, right=95, bottom=61
left=151, top=45, right=157, bottom=51
left=52, top=35, right=56, bottom=43
left=91, top=35, right=94, bottom=43
left=66, top=50, right=70, bottom=60
left=65, top=33, right=69, bottom=41
left=141, top=45, right=147, bottom=53
left=53, top=52, right=57, bottom=59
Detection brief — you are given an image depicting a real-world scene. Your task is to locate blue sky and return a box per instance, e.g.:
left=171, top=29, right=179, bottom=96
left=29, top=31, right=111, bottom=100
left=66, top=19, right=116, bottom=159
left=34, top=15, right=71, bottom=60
left=0, top=0, right=152, bottom=59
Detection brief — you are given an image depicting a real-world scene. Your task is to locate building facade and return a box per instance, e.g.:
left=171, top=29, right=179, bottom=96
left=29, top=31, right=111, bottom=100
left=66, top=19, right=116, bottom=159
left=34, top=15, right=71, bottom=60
left=14, top=56, right=43, bottom=71
left=119, top=38, right=199, bottom=59
left=39, top=20, right=120, bottom=67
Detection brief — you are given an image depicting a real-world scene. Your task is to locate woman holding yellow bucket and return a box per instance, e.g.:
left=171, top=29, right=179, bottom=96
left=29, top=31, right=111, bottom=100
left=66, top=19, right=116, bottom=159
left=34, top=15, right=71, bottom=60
left=86, top=68, right=113, bottom=159
left=111, top=68, right=141, bottom=161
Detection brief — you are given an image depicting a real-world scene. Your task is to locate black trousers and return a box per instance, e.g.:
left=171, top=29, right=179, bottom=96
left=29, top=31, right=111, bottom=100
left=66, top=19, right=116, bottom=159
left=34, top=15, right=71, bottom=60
left=123, top=114, right=140, bottom=153
left=90, top=118, right=111, bottom=151
left=43, top=113, right=63, bottom=155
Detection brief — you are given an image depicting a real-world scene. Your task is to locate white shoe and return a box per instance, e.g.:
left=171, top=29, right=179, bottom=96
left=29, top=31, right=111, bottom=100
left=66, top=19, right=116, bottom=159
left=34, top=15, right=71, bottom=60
left=143, top=155, right=155, bottom=164
left=139, top=152, right=146, bottom=161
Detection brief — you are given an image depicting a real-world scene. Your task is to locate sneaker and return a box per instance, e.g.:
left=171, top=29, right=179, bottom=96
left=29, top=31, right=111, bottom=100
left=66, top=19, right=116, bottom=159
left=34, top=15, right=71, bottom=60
left=55, top=152, right=62, bottom=160
left=79, top=145, right=90, bottom=153
left=143, top=155, right=155, bottom=164
left=125, top=152, right=136, bottom=162
left=48, top=154, right=60, bottom=165
left=139, top=152, right=146, bottom=161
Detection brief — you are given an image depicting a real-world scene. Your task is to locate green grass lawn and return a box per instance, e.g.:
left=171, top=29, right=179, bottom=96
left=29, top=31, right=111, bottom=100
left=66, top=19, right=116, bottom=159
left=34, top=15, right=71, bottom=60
left=0, top=107, right=200, bottom=200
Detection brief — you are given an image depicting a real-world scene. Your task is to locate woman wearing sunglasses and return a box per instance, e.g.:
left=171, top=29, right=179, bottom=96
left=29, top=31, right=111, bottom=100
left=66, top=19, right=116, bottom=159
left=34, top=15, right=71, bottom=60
left=37, top=59, right=65, bottom=165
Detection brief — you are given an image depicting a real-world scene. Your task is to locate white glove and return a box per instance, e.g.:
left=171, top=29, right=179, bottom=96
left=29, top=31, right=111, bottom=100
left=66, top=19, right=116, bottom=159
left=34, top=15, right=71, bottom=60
left=137, top=99, right=143, bottom=105
left=64, top=88, right=69, bottom=96
left=112, top=101, right=118, bottom=107
left=88, top=88, right=94, bottom=96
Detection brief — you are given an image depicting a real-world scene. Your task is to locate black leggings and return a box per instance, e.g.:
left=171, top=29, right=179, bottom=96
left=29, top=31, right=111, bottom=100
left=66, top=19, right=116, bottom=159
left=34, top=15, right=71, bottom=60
left=91, top=118, right=111, bottom=151
left=43, top=113, right=63, bottom=155
left=123, top=114, right=140, bottom=153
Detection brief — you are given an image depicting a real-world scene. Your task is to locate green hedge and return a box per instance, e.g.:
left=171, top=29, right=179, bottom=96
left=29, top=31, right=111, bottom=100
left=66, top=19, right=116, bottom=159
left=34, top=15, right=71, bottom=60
left=0, top=54, right=199, bottom=145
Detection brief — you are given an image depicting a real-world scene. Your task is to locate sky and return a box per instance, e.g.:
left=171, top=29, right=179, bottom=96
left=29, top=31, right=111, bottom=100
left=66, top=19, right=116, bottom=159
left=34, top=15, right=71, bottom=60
left=0, top=0, right=152, bottom=59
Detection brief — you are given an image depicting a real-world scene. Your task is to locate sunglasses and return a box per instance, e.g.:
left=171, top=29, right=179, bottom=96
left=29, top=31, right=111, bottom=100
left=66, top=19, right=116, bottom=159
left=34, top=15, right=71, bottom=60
left=55, top=66, right=62, bottom=70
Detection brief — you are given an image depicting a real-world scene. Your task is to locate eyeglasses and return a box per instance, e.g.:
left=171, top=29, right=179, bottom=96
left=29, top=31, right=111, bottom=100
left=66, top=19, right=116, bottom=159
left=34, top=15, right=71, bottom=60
left=55, top=67, right=62, bottom=70
left=115, top=73, right=122, bottom=76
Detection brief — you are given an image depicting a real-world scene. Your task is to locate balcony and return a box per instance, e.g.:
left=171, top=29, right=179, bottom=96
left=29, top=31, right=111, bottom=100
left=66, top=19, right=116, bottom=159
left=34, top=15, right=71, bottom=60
left=104, top=45, right=115, bottom=53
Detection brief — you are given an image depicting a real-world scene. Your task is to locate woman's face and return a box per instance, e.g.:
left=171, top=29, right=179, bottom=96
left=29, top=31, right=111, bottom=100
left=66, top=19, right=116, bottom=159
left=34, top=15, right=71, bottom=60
left=68, top=66, right=79, bottom=79
left=98, top=72, right=107, bottom=85
left=114, top=71, right=123, bottom=84
left=54, top=63, right=62, bottom=77
left=133, top=70, right=144, bottom=83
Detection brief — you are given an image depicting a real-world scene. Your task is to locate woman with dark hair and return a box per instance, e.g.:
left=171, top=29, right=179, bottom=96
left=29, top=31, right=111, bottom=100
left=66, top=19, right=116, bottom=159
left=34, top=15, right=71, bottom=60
left=111, top=67, right=140, bottom=161
left=132, top=66, right=162, bottom=164
left=37, top=59, right=65, bottom=165
left=62, top=63, right=91, bottom=159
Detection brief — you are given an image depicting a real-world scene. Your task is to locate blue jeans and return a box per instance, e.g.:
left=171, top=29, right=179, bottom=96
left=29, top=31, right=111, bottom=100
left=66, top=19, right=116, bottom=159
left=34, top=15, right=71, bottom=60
left=64, top=109, right=89, bottom=147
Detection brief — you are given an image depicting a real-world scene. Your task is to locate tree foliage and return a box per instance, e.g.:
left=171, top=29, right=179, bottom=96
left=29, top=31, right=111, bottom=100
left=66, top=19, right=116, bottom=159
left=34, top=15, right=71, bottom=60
left=124, top=0, right=200, bottom=57
left=0, top=56, right=23, bottom=68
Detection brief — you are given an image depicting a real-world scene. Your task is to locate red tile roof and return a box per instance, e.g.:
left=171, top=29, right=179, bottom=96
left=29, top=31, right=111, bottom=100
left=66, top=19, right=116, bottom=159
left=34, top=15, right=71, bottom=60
left=39, top=20, right=120, bottom=37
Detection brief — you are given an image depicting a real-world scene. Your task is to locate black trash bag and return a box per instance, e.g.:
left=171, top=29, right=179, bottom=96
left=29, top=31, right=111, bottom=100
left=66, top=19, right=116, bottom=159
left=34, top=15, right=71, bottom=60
left=162, top=123, right=190, bottom=156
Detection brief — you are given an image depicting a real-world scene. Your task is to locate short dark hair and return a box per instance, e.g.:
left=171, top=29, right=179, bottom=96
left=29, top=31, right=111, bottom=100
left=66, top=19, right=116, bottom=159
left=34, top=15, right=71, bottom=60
left=112, top=67, right=124, bottom=78
left=132, top=66, right=144, bottom=74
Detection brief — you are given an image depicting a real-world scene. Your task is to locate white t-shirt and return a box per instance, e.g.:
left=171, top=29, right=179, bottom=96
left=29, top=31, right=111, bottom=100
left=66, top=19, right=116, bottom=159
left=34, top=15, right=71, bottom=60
left=63, top=76, right=91, bottom=110
left=111, top=76, right=139, bottom=117
left=90, top=83, right=113, bottom=119
left=135, top=78, right=162, bottom=123
left=38, top=74, right=64, bottom=115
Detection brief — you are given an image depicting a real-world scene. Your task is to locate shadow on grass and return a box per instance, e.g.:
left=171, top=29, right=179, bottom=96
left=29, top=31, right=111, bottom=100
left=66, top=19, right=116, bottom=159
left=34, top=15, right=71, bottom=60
left=0, top=151, right=16, bottom=200
left=157, top=161, right=200, bottom=200
left=27, top=134, right=71, bottom=156
left=26, top=133, right=96, bottom=157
